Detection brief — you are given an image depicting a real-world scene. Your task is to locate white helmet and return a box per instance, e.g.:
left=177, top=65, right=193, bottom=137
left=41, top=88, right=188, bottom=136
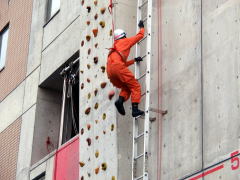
left=114, top=29, right=126, bottom=40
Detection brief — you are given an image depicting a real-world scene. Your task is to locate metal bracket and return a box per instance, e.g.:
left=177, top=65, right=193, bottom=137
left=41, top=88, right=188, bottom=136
left=149, top=107, right=168, bottom=116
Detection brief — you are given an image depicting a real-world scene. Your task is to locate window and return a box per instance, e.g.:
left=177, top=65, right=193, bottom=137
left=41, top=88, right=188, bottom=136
left=46, top=0, right=60, bottom=21
left=0, top=25, right=9, bottom=71
left=33, top=172, right=45, bottom=180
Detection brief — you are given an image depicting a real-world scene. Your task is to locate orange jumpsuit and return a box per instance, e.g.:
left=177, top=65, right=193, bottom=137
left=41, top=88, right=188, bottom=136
left=107, top=28, right=145, bottom=103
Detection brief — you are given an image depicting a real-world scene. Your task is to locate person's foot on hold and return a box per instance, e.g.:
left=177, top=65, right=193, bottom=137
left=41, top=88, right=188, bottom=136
left=132, top=103, right=144, bottom=117
left=115, top=96, right=125, bottom=115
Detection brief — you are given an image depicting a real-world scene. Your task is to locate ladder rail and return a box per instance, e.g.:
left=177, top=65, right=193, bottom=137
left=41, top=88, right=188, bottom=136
left=132, top=0, right=142, bottom=178
left=133, top=0, right=152, bottom=179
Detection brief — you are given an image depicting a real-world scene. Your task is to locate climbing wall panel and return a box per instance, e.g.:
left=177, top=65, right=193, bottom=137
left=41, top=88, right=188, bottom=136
left=79, top=1, right=118, bottom=180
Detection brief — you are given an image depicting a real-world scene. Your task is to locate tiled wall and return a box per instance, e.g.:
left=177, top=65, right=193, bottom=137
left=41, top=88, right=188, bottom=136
left=0, top=118, right=21, bottom=180
left=0, top=0, right=33, bottom=101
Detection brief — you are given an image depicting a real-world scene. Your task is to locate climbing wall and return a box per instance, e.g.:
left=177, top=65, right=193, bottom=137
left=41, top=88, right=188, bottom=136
left=79, top=0, right=118, bottom=180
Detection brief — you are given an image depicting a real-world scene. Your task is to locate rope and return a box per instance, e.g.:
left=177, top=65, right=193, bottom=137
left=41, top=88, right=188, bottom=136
left=108, top=0, right=115, bottom=44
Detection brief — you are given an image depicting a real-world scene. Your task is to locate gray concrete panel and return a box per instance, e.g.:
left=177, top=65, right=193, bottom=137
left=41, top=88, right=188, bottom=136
left=42, top=0, right=81, bottom=49
left=16, top=105, right=36, bottom=180
left=0, top=81, right=25, bottom=133
left=23, top=67, right=40, bottom=112
left=202, top=0, right=240, bottom=174
left=40, top=17, right=81, bottom=84
left=26, top=0, right=47, bottom=75
left=160, top=0, right=202, bottom=179
left=31, top=88, right=61, bottom=165
left=113, top=0, right=138, bottom=179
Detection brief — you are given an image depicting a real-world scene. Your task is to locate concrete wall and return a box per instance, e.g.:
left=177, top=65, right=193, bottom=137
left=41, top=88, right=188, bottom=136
left=79, top=0, right=118, bottom=179
left=202, top=0, right=240, bottom=179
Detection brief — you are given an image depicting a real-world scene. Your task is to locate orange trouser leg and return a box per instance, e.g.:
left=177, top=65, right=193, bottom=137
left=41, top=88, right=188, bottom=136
left=119, top=86, right=131, bottom=101
left=119, top=67, right=141, bottom=103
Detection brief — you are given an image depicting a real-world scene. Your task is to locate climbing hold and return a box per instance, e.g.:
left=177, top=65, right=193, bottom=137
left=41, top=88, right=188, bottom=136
left=99, top=21, right=105, bottom=28
left=95, top=167, right=100, bottom=174
left=95, top=136, right=99, bottom=140
left=95, top=150, right=99, bottom=158
left=101, top=82, right=107, bottom=88
left=94, top=14, right=98, bottom=20
left=87, top=78, right=90, bottom=83
left=102, top=113, right=106, bottom=120
left=86, top=138, right=91, bottom=146
left=87, top=93, right=91, bottom=99
left=88, top=173, right=91, bottom=177
left=94, top=0, right=98, bottom=6
left=95, top=120, right=99, bottom=124
left=111, top=124, right=115, bottom=131
left=95, top=43, right=98, bottom=48
left=101, top=163, right=107, bottom=171
left=101, top=66, right=106, bottom=73
left=94, top=89, right=98, bottom=96
left=81, top=128, right=84, bottom=135
left=110, top=29, right=113, bottom=36
left=81, top=83, right=84, bottom=89
left=103, top=130, right=106, bottom=134
left=86, top=35, right=91, bottom=41
left=81, top=41, right=84, bottom=47
left=88, top=157, right=91, bottom=161
left=86, top=6, right=91, bottom=13
left=94, top=57, right=98, bottom=64
left=87, top=64, right=91, bottom=69
left=94, top=74, right=97, bottom=78
left=100, top=8, right=106, bottom=14
left=81, top=176, right=84, bottom=180
left=81, top=0, right=84, bottom=6
left=80, top=70, right=84, bottom=74
left=86, top=21, right=90, bottom=25
left=85, top=107, right=91, bottom=115
left=79, top=162, right=85, bottom=167
left=87, top=124, right=91, bottom=130
left=94, top=103, right=99, bottom=109
left=92, top=28, right=98, bottom=37
left=112, top=176, right=116, bottom=180
left=108, top=90, right=115, bottom=100
left=88, top=48, right=91, bottom=55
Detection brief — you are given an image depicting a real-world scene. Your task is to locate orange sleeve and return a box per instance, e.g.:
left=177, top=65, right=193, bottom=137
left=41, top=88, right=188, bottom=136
left=126, top=59, right=135, bottom=66
left=127, top=28, right=145, bottom=47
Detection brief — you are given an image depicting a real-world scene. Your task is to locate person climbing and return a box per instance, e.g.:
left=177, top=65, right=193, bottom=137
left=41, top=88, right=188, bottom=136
left=107, top=20, right=145, bottom=117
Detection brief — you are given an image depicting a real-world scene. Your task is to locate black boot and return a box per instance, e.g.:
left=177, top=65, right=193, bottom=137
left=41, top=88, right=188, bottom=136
left=115, top=96, right=125, bottom=115
left=132, top=103, right=144, bottom=117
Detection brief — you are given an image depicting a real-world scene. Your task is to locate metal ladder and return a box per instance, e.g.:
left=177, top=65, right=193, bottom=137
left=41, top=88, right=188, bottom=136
left=132, top=0, right=152, bottom=179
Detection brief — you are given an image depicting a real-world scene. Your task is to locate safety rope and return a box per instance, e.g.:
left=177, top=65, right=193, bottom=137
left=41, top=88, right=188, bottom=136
left=108, top=0, right=115, bottom=44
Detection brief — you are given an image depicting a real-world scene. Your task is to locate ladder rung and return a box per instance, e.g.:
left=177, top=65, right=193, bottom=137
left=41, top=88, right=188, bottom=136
left=135, top=132, right=144, bottom=140
left=139, top=0, right=148, bottom=9
left=141, top=92, right=146, bottom=97
left=137, top=73, right=146, bottom=80
left=135, top=175, right=144, bottom=180
left=134, top=153, right=144, bottom=160
left=142, top=16, right=148, bottom=23
left=138, top=36, right=147, bottom=44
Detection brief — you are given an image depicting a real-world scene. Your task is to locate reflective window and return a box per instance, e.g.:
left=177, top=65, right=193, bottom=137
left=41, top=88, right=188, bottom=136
left=46, top=0, right=60, bottom=21
left=0, top=25, right=9, bottom=71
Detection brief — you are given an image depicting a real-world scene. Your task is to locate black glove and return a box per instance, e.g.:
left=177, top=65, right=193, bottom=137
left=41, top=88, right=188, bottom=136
left=135, top=57, right=143, bottom=62
left=138, top=20, right=144, bottom=28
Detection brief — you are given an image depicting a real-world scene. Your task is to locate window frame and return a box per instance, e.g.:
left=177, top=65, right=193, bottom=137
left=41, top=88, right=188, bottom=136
left=32, top=172, right=46, bottom=180
left=45, top=0, right=60, bottom=25
left=0, top=24, right=9, bottom=72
